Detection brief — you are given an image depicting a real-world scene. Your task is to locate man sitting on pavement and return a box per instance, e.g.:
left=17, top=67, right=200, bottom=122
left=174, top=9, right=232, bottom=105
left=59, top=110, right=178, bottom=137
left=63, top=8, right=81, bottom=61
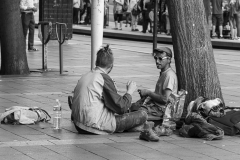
left=131, top=47, right=178, bottom=119
left=69, top=45, right=148, bottom=135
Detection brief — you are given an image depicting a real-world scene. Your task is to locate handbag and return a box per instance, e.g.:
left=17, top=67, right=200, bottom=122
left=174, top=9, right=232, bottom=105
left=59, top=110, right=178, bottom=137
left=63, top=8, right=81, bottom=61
left=0, top=106, right=51, bottom=125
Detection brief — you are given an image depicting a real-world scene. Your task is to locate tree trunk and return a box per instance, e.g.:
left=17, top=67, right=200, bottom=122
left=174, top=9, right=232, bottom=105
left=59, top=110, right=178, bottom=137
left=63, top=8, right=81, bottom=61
left=167, top=0, right=224, bottom=115
left=0, top=0, right=29, bottom=75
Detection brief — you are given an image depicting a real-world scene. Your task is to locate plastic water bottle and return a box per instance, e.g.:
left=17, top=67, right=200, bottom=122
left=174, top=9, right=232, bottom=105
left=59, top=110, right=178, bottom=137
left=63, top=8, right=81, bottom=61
left=162, top=104, right=176, bottom=130
left=176, top=90, right=188, bottom=119
left=53, top=99, right=62, bottom=130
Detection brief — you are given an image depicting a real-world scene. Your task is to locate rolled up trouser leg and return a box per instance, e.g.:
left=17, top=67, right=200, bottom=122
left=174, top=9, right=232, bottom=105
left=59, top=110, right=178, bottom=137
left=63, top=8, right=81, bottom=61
left=115, top=110, right=148, bottom=132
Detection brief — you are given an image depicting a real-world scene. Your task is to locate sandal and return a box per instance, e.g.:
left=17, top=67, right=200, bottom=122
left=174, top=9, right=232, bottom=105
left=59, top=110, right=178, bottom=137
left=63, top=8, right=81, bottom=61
left=28, top=48, right=39, bottom=52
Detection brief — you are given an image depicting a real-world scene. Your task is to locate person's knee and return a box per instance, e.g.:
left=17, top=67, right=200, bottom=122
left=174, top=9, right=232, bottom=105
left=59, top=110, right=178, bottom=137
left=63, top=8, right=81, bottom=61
left=138, top=110, right=148, bottom=120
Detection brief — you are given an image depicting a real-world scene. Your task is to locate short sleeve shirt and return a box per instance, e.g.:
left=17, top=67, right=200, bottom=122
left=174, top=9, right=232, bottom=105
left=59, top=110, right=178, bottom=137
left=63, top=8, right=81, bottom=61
left=211, top=0, right=224, bottom=14
left=154, top=68, right=178, bottom=106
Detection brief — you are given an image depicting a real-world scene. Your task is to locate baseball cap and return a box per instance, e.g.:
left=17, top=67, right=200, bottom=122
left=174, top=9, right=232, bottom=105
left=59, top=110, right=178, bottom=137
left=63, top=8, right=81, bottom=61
left=153, top=47, right=172, bottom=58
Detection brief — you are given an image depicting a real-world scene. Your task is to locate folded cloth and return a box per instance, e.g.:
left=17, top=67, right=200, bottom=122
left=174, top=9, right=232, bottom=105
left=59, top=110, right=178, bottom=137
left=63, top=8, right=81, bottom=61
left=179, top=112, right=224, bottom=141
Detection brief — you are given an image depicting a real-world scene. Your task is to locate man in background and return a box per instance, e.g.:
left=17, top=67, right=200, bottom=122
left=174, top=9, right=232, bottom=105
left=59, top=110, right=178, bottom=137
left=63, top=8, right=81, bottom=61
left=20, top=0, right=38, bottom=52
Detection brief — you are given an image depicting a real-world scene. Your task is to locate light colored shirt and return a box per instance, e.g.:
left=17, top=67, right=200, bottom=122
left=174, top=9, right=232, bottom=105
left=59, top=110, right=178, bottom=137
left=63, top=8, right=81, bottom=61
left=129, top=0, right=138, bottom=10
left=20, top=0, right=36, bottom=12
left=73, top=0, right=81, bottom=8
left=154, top=68, right=178, bottom=106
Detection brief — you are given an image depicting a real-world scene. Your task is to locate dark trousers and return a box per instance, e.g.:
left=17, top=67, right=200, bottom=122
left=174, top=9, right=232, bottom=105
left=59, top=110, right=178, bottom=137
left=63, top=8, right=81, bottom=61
left=74, top=110, right=147, bottom=134
left=73, top=8, right=79, bottom=24
left=236, top=13, right=240, bottom=37
left=142, top=11, right=151, bottom=32
left=85, top=7, right=91, bottom=24
left=21, top=12, right=35, bottom=49
left=115, top=110, right=147, bottom=132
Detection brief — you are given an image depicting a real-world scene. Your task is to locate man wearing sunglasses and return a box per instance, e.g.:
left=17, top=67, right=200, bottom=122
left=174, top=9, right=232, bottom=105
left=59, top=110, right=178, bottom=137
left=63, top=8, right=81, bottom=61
left=132, top=47, right=178, bottom=119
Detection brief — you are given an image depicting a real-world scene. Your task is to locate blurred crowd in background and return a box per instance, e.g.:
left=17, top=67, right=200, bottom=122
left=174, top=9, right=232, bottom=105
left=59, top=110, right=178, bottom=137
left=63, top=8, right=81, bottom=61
left=72, top=0, right=240, bottom=40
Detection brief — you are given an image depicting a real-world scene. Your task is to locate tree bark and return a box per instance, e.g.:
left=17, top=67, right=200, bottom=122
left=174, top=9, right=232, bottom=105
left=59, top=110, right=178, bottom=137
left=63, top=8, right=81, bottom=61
left=167, top=0, right=224, bottom=114
left=0, top=0, right=29, bottom=75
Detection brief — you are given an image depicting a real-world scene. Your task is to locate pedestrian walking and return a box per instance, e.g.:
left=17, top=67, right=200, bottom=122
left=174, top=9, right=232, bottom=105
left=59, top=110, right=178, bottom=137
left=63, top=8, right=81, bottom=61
left=73, top=0, right=81, bottom=24
left=130, top=0, right=140, bottom=31
left=113, top=0, right=124, bottom=30
left=235, top=0, right=240, bottom=39
left=20, top=0, right=38, bottom=52
left=211, top=0, right=224, bottom=39
left=125, top=0, right=131, bottom=27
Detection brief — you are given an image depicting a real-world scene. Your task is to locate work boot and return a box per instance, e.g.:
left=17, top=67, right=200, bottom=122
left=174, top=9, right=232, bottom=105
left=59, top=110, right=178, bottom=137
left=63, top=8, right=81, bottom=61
left=139, top=128, right=159, bottom=142
left=153, top=125, right=173, bottom=136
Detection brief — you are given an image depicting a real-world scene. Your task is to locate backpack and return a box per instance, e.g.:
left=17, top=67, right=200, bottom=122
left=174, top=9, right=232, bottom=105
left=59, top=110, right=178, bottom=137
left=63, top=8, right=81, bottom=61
left=131, top=3, right=141, bottom=16
left=0, top=106, right=51, bottom=125
left=122, top=0, right=128, bottom=12
left=209, top=109, right=240, bottom=136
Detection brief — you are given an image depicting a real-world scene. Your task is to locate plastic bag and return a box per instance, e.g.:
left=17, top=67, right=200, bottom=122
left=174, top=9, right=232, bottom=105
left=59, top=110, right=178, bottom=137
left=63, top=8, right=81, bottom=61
left=164, top=89, right=188, bottom=121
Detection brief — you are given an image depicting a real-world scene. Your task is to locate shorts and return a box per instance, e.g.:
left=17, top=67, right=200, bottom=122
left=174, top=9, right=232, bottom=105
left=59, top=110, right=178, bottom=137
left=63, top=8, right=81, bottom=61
left=212, top=14, right=223, bottom=26
left=131, top=14, right=138, bottom=24
left=114, top=13, right=123, bottom=22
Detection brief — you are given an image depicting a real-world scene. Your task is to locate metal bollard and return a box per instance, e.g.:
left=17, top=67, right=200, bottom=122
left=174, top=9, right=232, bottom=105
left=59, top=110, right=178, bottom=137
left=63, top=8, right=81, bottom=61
left=38, top=21, right=52, bottom=71
left=55, top=22, right=67, bottom=74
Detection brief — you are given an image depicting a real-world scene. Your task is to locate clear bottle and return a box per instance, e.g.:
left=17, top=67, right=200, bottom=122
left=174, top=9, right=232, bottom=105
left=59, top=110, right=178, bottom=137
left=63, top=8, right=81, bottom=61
left=53, top=99, right=62, bottom=130
left=176, top=90, right=188, bottom=119
left=162, top=104, right=176, bottom=130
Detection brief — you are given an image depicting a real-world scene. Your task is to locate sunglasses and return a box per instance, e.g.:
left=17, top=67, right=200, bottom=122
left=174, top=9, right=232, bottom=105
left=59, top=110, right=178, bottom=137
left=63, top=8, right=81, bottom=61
left=154, top=56, right=168, bottom=61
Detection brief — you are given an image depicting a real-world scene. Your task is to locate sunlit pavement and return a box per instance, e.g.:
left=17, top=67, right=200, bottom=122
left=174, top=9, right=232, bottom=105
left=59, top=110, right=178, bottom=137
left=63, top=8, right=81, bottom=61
left=0, top=30, right=239, bottom=160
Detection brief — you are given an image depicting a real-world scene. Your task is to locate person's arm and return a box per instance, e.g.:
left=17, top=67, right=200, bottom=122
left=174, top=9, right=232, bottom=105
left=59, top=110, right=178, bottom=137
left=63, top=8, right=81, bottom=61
left=139, top=88, right=171, bottom=104
left=139, top=72, right=177, bottom=104
left=101, top=74, right=136, bottom=114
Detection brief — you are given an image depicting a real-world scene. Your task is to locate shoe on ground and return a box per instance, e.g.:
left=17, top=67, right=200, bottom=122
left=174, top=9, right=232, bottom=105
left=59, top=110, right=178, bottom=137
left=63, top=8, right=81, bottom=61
left=148, top=30, right=152, bottom=33
left=139, top=128, right=159, bottom=142
left=219, top=36, right=224, bottom=39
left=119, top=28, right=122, bottom=30
left=113, top=28, right=118, bottom=30
left=153, top=125, right=173, bottom=136
left=28, top=48, right=38, bottom=52
left=135, top=28, right=139, bottom=31
left=141, top=31, right=146, bottom=33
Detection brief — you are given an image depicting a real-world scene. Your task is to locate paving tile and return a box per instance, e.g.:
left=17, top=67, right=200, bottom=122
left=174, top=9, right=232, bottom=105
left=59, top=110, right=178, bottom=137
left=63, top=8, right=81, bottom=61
left=0, top=155, right=34, bottom=160
left=77, top=143, right=142, bottom=160
left=50, top=138, right=115, bottom=145
left=217, top=145, right=240, bottom=154
left=20, top=134, right=58, bottom=141
left=60, top=151, right=107, bottom=160
left=107, top=136, right=141, bottom=143
left=0, top=140, right=54, bottom=147
left=27, top=152, right=71, bottom=160
left=0, top=128, right=29, bottom=142
left=204, top=139, right=240, bottom=147
left=0, top=125, right=42, bottom=135
left=0, top=147, right=23, bottom=156
left=106, top=142, right=179, bottom=159
left=178, top=156, right=216, bottom=160
left=13, top=145, right=52, bottom=153
left=212, top=154, right=240, bottom=160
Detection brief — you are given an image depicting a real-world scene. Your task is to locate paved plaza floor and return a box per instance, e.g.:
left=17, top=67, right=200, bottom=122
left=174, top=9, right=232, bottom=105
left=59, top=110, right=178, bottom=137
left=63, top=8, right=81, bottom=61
left=0, top=31, right=239, bottom=160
